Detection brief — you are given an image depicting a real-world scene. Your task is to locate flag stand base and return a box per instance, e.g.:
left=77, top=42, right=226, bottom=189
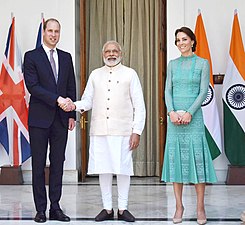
left=0, top=165, right=24, bottom=184
left=226, top=165, right=245, bottom=185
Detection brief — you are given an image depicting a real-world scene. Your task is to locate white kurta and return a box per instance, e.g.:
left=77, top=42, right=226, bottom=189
left=74, top=63, right=146, bottom=175
left=88, top=136, right=133, bottom=175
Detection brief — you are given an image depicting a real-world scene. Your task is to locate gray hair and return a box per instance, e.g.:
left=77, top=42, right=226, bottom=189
left=102, top=41, right=122, bottom=52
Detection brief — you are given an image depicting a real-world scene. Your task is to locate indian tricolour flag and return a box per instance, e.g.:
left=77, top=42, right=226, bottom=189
left=194, top=10, right=222, bottom=159
left=222, top=10, right=245, bottom=166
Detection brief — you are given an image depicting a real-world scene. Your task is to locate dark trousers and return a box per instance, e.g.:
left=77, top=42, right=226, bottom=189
left=29, top=114, right=68, bottom=212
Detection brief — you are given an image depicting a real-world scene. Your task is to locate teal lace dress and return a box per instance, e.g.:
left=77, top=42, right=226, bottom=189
left=161, top=54, right=217, bottom=184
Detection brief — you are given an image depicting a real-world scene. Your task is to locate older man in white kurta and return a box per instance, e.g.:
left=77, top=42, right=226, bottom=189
left=71, top=41, right=145, bottom=222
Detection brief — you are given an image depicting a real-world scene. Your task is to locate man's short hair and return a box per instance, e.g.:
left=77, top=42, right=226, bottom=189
left=43, top=18, right=61, bottom=31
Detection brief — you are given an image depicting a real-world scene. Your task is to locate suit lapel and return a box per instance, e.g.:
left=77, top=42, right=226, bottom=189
left=57, top=49, right=64, bottom=86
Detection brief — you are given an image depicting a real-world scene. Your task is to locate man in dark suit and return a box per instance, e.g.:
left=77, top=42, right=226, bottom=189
left=23, top=18, right=76, bottom=223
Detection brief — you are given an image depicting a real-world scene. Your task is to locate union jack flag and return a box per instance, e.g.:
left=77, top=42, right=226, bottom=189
left=0, top=17, right=31, bottom=166
left=36, top=16, right=45, bottom=48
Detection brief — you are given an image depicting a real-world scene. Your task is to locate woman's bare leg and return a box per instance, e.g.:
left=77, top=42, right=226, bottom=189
left=173, top=182, right=184, bottom=220
left=195, top=183, right=206, bottom=221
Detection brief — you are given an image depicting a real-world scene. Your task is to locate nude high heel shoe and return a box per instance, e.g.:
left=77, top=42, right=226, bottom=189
left=197, top=210, right=207, bottom=224
left=173, top=217, right=182, bottom=224
left=173, top=207, right=184, bottom=224
left=241, top=211, right=245, bottom=222
left=197, top=218, right=207, bottom=224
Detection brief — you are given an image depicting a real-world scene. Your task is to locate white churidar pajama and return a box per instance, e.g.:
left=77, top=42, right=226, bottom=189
left=99, top=174, right=130, bottom=210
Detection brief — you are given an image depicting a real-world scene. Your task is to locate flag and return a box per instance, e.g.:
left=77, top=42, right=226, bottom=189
left=0, top=17, right=31, bottom=166
left=35, top=17, right=44, bottom=48
left=194, top=10, right=222, bottom=159
left=222, top=10, right=245, bottom=166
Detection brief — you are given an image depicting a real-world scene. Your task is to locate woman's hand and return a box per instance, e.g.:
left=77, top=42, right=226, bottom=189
left=169, top=111, right=182, bottom=125
left=180, top=112, right=192, bottom=125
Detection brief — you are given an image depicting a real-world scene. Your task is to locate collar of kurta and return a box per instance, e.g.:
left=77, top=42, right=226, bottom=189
left=104, top=62, right=122, bottom=72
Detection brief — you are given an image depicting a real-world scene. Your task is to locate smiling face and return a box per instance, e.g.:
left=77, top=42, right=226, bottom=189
left=43, top=20, right=60, bottom=49
left=175, top=32, right=194, bottom=56
left=102, top=43, right=122, bottom=67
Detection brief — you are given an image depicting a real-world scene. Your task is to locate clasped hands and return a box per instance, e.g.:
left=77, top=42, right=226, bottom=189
left=169, top=111, right=192, bottom=125
left=57, top=96, right=76, bottom=112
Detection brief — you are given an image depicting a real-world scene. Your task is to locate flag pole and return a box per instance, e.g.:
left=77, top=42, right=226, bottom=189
left=198, top=8, right=201, bottom=15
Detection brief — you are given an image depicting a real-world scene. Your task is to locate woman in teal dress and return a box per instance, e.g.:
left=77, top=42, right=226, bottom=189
left=161, top=27, right=217, bottom=225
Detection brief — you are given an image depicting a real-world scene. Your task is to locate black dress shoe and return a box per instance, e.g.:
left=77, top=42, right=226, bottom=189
left=118, top=209, right=135, bottom=222
left=49, top=209, right=70, bottom=222
left=34, top=211, right=46, bottom=223
left=95, top=209, right=114, bottom=221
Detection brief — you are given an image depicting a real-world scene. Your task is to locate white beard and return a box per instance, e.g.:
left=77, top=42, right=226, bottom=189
left=103, top=56, right=122, bottom=67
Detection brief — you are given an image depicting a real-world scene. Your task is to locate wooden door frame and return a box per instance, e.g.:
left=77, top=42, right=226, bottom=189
left=158, top=0, right=167, bottom=178
left=79, top=0, right=87, bottom=182
left=79, top=0, right=167, bottom=180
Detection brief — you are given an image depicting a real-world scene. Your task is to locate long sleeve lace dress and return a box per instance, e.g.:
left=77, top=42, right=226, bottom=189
left=161, top=54, right=217, bottom=184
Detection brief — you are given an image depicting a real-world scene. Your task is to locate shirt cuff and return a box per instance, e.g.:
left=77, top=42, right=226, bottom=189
left=74, top=101, right=84, bottom=112
left=132, top=128, right=142, bottom=135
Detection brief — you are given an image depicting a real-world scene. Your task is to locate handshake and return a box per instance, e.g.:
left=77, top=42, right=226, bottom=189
left=57, top=96, right=76, bottom=112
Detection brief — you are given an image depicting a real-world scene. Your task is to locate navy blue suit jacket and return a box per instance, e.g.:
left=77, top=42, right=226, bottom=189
left=23, top=46, right=76, bottom=129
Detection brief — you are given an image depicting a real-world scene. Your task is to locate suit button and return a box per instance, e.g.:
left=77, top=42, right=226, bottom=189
left=107, top=98, right=110, bottom=100
left=109, top=80, right=111, bottom=82
left=107, top=117, right=109, bottom=119
left=108, top=89, right=110, bottom=91
left=107, top=108, right=109, bottom=110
